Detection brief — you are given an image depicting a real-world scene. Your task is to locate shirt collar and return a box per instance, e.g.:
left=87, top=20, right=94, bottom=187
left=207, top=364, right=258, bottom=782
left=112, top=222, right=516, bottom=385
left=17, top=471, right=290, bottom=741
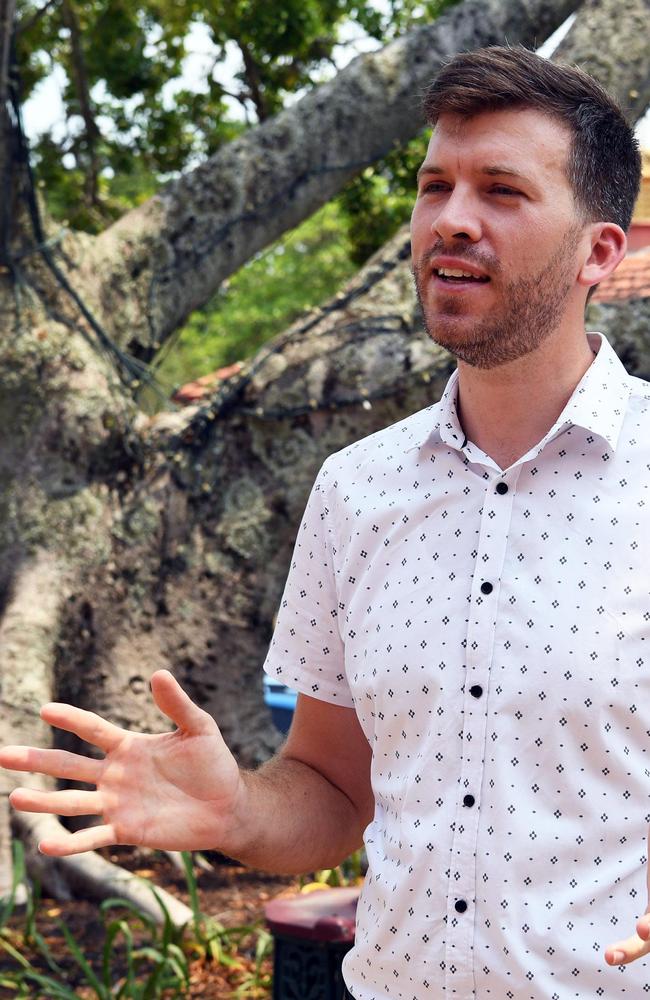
left=559, top=332, right=632, bottom=451
left=425, top=333, right=632, bottom=458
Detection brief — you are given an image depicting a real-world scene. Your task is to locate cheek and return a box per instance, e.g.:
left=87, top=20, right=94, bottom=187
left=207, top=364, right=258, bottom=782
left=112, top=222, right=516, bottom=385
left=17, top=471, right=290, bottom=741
left=410, top=204, right=432, bottom=257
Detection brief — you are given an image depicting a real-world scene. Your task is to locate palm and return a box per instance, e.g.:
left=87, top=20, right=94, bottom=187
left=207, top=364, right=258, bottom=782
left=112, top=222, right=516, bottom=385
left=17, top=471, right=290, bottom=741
left=0, top=671, right=243, bottom=856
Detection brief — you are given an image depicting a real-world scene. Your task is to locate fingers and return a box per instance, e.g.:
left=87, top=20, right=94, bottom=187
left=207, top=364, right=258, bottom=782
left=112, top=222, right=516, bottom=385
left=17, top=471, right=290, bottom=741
left=9, top=786, right=102, bottom=818
left=0, top=746, right=104, bottom=784
left=40, top=703, right=123, bottom=753
left=38, top=824, right=116, bottom=857
left=605, top=918, right=650, bottom=965
left=150, top=670, right=215, bottom=734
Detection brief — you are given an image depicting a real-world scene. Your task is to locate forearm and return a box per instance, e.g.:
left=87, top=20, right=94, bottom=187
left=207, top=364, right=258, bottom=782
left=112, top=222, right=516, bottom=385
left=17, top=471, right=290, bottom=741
left=220, top=753, right=367, bottom=874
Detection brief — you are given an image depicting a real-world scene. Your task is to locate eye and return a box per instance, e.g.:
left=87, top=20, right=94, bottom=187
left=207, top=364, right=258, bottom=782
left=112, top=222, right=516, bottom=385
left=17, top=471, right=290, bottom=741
left=420, top=181, right=449, bottom=195
left=490, top=184, right=520, bottom=196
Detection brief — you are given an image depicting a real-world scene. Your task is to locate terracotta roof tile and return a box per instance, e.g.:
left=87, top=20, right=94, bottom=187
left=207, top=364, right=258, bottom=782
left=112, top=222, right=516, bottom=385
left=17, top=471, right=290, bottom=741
left=592, top=246, right=650, bottom=303
left=172, top=362, right=243, bottom=404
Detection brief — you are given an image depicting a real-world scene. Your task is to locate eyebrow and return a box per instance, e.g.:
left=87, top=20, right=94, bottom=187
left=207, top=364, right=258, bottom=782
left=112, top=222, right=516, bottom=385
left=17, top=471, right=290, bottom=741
left=416, top=164, right=444, bottom=184
left=416, top=163, right=535, bottom=185
left=481, top=165, right=534, bottom=184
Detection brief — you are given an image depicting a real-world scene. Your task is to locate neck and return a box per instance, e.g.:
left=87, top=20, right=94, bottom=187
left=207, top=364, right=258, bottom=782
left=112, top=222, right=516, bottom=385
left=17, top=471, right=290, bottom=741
left=456, top=327, right=596, bottom=471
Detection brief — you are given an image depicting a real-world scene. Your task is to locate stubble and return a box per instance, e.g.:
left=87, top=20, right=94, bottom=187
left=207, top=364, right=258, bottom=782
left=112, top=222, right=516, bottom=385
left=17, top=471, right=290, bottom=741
left=412, top=227, right=582, bottom=370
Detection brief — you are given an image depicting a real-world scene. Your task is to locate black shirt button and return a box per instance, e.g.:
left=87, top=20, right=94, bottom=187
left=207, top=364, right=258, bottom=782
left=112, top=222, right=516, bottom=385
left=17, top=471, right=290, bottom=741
left=455, top=899, right=468, bottom=913
left=469, top=685, right=483, bottom=698
left=463, top=794, right=475, bottom=807
left=496, top=482, right=508, bottom=495
left=480, top=581, right=493, bottom=595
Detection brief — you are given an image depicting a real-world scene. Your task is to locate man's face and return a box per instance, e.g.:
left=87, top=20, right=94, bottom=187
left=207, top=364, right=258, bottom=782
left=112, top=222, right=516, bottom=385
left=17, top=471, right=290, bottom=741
left=410, top=108, right=587, bottom=369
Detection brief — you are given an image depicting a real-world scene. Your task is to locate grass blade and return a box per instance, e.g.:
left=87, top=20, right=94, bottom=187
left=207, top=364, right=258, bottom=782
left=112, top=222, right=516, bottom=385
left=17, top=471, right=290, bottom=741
left=100, top=898, right=157, bottom=937
left=102, top=917, right=134, bottom=991
left=57, top=917, right=108, bottom=998
left=180, top=852, right=201, bottom=927
left=0, top=841, right=26, bottom=931
left=13, top=968, right=80, bottom=999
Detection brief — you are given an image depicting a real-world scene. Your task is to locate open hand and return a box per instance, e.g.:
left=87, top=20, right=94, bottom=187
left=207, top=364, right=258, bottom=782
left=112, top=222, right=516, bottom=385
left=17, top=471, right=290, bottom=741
left=0, top=670, right=244, bottom=857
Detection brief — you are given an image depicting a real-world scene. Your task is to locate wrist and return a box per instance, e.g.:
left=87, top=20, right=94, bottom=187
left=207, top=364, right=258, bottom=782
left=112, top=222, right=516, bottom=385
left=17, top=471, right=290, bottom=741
left=213, top=768, right=258, bottom=861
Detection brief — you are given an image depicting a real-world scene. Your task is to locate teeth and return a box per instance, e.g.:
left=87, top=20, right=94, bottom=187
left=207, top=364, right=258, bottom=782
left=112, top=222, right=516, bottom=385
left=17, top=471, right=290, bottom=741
left=437, top=268, right=480, bottom=278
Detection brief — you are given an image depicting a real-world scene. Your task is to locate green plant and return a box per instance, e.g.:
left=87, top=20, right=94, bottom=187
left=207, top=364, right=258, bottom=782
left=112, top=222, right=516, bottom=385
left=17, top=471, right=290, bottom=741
left=180, top=851, right=273, bottom=995
left=0, top=843, right=277, bottom=998
left=0, top=880, right=191, bottom=998
left=309, top=847, right=367, bottom=888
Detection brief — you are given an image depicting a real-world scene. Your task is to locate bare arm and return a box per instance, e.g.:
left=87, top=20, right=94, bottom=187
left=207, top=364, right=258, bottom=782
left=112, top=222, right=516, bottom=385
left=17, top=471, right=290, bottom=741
left=236, top=692, right=374, bottom=872
left=0, top=671, right=372, bottom=874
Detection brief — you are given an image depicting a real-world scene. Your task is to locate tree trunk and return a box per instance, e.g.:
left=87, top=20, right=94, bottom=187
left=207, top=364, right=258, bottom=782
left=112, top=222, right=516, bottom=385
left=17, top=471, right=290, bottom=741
left=555, top=0, right=650, bottom=121
left=1, top=0, right=649, bottom=909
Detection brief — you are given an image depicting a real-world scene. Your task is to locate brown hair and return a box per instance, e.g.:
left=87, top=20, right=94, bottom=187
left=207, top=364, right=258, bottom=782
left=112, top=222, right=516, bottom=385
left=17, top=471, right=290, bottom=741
left=423, top=45, right=641, bottom=232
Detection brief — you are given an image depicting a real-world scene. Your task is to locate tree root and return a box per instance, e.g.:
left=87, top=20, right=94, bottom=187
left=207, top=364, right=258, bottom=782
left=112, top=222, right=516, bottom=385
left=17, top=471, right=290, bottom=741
left=161, top=849, right=214, bottom=875
left=15, top=813, right=194, bottom=927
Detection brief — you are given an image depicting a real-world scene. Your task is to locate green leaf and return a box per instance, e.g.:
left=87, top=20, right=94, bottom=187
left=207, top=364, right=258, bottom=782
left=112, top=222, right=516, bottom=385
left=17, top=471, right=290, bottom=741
left=102, top=917, right=134, bottom=991
left=180, top=851, right=202, bottom=927
left=0, top=840, right=25, bottom=931
left=57, top=917, right=109, bottom=998
left=99, top=897, right=157, bottom=937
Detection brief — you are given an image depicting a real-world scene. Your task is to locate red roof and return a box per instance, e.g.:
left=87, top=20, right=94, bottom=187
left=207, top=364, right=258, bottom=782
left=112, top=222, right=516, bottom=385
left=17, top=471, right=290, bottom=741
left=172, top=362, right=243, bottom=404
left=592, top=246, right=650, bottom=303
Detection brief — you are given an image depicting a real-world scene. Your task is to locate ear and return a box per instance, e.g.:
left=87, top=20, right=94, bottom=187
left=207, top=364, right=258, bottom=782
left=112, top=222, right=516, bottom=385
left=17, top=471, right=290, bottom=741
left=577, top=222, right=627, bottom=290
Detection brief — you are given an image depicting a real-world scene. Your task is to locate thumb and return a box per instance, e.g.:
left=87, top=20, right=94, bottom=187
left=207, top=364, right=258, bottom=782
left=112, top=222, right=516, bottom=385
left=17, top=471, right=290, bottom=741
left=150, top=670, right=215, bottom=734
left=605, top=915, right=650, bottom=966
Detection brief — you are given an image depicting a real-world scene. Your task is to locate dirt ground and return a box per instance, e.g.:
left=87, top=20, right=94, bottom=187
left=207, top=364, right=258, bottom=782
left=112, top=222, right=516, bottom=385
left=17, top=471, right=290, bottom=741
left=1, top=846, right=301, bottom=998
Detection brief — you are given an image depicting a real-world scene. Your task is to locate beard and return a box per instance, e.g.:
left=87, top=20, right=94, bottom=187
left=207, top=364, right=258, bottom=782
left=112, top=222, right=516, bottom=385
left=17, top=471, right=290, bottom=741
left=412, top=227, right=581, bottom=370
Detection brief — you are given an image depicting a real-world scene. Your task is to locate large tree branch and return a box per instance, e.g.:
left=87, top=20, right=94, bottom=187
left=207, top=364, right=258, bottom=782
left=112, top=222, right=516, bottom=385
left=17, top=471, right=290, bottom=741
left=554, top=0, right=650, bottom=121
left=84, top=0, right=581, bottom=356
left=0, top=552, right=69, bottom=901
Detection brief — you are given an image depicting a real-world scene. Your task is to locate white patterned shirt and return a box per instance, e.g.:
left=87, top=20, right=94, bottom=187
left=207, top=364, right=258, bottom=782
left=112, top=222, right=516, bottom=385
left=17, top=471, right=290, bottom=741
left=263, top=333, right=650, bottom=1000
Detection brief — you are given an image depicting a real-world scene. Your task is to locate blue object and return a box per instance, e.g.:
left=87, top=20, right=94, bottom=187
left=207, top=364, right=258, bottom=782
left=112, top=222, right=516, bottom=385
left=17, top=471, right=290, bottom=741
left=264, top=676, right=298, bottom=733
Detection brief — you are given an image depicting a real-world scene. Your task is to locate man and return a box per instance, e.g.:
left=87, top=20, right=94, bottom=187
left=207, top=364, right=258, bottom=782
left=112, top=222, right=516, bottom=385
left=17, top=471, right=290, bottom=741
left=1, top=45, right=648, bottom=998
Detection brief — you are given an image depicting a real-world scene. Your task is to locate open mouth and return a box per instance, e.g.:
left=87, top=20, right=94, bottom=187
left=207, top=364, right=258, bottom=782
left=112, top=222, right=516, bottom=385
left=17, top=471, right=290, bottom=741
left=433, top=267, right=490, bottom=284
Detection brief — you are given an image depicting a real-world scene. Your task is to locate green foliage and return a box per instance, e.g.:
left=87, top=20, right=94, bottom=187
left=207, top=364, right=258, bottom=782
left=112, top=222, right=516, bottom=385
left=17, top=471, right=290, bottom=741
left=155, top=199, right=358, bottom=390
left=338, top=132, right=429, bottom=264
left=16, top=0, right=455, bottom=232
left=153, top=131, right=433, bottom=391
left=17, top=0, right=458, bottom=385
left=16, top=0, right=203, bottom=230
left=0, top=843, right=273, bottom=998
left=12, top=0, right=381, bottom=229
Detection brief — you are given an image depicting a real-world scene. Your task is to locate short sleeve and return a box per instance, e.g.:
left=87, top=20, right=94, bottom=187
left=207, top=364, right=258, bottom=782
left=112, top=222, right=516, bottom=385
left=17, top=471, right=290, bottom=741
left=263, top=460, right=353, bottom=707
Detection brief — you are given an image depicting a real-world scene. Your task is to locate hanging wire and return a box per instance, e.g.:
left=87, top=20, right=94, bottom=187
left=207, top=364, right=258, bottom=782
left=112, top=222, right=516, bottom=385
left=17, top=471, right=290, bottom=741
left=5, top=30, right=167, bottom=400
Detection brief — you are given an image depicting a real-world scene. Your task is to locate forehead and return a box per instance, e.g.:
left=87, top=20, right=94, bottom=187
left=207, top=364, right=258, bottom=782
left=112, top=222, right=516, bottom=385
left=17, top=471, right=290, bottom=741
left=426, top=108, right=572, bottom=181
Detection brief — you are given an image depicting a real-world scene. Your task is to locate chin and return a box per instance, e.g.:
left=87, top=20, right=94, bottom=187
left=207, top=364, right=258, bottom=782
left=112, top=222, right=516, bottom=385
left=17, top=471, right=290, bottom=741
left=426, top=318, right=478, bottom=350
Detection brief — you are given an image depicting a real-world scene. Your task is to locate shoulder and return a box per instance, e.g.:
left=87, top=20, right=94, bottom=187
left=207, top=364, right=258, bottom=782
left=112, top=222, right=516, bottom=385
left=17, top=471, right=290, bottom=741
left=318, top=403, right=439, bottom=491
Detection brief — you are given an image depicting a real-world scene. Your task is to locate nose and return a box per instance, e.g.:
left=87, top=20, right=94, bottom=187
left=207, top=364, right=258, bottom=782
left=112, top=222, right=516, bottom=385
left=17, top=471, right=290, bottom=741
left=432, top=187, right=482, bottom=243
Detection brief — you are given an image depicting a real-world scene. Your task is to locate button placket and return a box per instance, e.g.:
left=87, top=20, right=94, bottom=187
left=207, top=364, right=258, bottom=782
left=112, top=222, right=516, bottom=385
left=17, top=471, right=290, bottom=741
left=444, top=469, right=519, bottom=997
